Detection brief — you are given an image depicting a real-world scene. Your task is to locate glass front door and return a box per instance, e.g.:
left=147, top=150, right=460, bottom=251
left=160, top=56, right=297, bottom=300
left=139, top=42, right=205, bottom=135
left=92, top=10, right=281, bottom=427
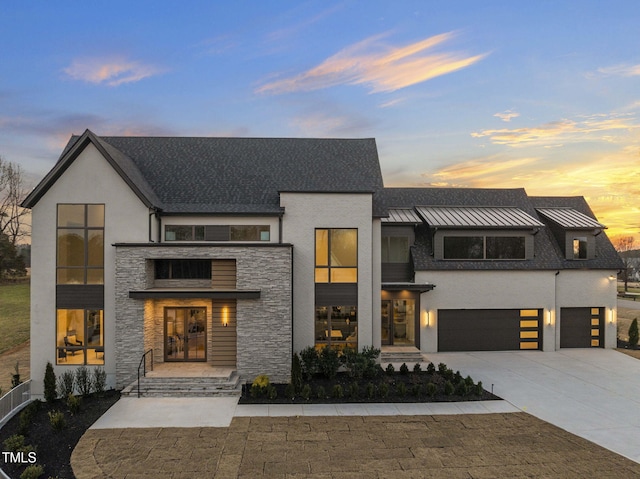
left=381, top=299, right=416, bottom=346
left=165, top=307, right=206, bottom=361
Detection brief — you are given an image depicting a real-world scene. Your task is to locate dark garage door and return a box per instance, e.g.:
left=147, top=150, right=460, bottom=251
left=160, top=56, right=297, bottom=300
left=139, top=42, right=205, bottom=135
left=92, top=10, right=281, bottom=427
left=438, top=309, right=541, bottom=352
left=560, top=307, right=603, bottom=348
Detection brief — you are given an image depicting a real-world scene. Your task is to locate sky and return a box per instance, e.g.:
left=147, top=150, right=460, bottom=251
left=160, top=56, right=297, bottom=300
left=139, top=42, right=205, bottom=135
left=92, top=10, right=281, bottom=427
left=1, top=1, right=639, bottom=242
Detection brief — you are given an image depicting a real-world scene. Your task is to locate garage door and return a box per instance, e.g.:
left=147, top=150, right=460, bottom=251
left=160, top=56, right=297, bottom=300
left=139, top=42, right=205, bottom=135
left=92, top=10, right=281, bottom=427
left=438, top=309, right=542, bottom=352
left=560, top=307, right=603, bottom=348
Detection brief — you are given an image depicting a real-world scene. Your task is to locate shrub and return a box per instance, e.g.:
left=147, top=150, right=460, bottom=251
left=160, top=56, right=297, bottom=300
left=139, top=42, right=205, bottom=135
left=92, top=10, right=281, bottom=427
left=629, top=318, right=639, bottom=348
left=299, top=346, right=319, bottom=380
left=3, top=434, right=33, bottom=454
left=426, top=382, right=437, bottom=398
left=411, top=383, right=422, bottom=397
left=66, top=394, right=81, bottom=413
left=315, top=385, right=326, bottom=399
left=348, top=381, right=360, bottom=399
left=291, top=353, right=303, bottom=393
left=75, top=366, right=92, bottom=396
left=318, top=346, right=340, bottom=379
left=426, top=362, right=435, bottom=374
left=464, top=375, right=474, bottom=387
left=251, top=374, right=270, bottom=397
left=475, top=381, right=484, bottom=396
left=48, top=410, right=66, bottom=430
left=301, top=384, right=312, bottom=400
left=20, top=464, right=44, bottom=479
left=378, top=382, right=390, bottom=398
left=385, top=363, right=395, bottom=375
left=284, top=382, right=295, bottom=399
left=18, top=401, right=41, bottom=435
left=399, top=363, right=409, bottom=375
left=413, top=363, right=422, bottom=374
left=437, top=363, right=448, bottom=374
left=396, top=382, right=406, bottom=397
left=44, top=362, right=57, bottom=402
left=332, top=384, right=344, bottom=399
left=267, top=385, right=278, bottom=400
left=455, top=380, right=469, bottom=396
left=58, top=371, right=75, bottom=398
left=366, top=382, right=375, bottom=399
left=93, top=367, right=107, bottom=395
left=453, top=371, right=463, bottom=383
left=444, top=381, right=454, bottom=396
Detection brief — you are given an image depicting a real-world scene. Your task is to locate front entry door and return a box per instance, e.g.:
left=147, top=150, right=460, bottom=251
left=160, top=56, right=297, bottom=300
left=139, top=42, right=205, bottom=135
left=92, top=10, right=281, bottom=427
left=165, top=307, right=206, bottom=361
left=381, top=299, right=417, bottom=346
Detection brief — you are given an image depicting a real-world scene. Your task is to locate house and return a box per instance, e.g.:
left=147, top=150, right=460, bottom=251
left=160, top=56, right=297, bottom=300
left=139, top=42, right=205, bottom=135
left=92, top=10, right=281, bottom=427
left=22, top=130, right=623, bottom=398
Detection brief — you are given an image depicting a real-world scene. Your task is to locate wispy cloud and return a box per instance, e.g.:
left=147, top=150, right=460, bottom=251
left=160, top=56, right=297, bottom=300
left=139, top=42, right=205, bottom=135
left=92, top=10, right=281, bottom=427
left=472, top=113, right=639, bottom=147
left=290, top=111, right=373, bottom=137
left=63, top=57, right=164, bottom=86
left=256, top=31, right=487, bottom=95
left=494, top=110, right=519, bottom=122
left=428, top=157, right=539, bottom=182
left=597, top=63, right=640, bottom=77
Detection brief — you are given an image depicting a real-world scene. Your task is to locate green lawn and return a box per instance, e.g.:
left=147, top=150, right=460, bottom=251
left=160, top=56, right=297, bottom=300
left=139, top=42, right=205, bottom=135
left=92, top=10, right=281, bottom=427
left=0, top=282, right=30, bottom=354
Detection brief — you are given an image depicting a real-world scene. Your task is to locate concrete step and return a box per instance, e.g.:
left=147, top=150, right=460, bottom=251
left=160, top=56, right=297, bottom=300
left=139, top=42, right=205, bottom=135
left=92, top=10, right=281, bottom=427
left=121, top=371, right=242, bottom=397
left=380, top=351, right=426, bottom=365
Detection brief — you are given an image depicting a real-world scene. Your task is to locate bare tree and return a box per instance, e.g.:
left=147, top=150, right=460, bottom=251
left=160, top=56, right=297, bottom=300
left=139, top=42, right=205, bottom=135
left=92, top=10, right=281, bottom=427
left=0, top=156, right=30, bottom=245
left=613, top=236, right=636, bottom=292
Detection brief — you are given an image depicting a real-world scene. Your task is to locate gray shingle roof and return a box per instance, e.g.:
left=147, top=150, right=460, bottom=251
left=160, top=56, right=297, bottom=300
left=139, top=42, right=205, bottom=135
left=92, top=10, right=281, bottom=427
left=416, top=206, right=545, bottom=228
left=99, top=135, right=384, bottom=214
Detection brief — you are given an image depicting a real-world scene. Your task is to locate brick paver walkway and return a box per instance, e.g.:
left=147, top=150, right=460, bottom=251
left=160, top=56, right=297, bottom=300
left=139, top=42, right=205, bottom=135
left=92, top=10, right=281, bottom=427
left=72, top=413, right=640, bottom=478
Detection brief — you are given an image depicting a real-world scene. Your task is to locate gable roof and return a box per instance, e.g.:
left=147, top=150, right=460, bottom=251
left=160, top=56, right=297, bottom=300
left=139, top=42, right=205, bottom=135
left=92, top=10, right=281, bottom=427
left=23, top=131, right=384, bottom=214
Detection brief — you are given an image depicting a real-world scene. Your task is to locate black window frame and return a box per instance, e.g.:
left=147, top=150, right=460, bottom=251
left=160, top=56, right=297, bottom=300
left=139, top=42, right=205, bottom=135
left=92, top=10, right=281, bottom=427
left=155, top=259, right=212, bottom=280
left=443, top=235, right=526, bottom=260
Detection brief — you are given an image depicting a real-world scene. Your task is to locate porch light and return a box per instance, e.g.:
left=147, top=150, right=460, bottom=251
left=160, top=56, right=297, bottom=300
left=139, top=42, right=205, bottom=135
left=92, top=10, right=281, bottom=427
left=609, top=308, right=614, bottom=324
left=547, top=310, right=552, bottom=326
left=424, top=310, right=430, bottom=327
left=222, top=307, right=229, bottom=327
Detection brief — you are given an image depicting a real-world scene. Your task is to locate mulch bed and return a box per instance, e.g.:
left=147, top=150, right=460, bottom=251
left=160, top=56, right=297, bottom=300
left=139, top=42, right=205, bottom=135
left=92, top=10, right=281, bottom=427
left=0, top=390, right=120, bottom=479
left=239, top=369, right=501, bottom=404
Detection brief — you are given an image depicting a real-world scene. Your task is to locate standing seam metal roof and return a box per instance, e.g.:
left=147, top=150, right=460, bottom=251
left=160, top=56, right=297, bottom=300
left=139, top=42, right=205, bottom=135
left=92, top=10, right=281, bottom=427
left=415, top=206, right=545, bottom=228
left=535, top=207, right=605, bottom=229
left=382, top=208, right=422, bottom=223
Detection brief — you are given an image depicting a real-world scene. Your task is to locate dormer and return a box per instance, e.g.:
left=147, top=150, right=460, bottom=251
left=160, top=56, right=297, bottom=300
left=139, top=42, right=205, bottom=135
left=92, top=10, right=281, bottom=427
left=535, top=207, right=606, bottom=260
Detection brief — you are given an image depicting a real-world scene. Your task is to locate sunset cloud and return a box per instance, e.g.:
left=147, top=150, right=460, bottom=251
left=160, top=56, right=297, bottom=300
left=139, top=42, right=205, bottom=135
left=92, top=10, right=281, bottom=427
left=256, top=31, right=487, bottom=94
left=597, top=63, right=640, bottom=77
left=494, top=110, right=519, bottom=122
left=472, top=113, right=639, bottom=147
left=63, top=57, right=164, bottom=86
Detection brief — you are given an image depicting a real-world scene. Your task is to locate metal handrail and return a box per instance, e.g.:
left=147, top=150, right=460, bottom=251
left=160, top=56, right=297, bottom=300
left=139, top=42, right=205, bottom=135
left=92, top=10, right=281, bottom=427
left=137, top=349, right=154, bottom=398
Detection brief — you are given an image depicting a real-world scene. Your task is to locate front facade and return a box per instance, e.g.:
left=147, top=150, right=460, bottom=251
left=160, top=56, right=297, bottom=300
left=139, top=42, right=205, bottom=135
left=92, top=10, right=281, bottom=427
left=23, top=130, right=623, bottom=397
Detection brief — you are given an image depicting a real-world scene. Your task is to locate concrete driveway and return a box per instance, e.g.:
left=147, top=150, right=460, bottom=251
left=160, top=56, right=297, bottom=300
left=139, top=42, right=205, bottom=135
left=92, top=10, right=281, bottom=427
left=428, top=349, right=640, bottom=463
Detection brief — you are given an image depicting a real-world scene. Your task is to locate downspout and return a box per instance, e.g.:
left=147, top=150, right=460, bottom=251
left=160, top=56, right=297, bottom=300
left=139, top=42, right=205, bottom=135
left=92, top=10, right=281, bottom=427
left=554, top=270, right=560, bottom=351
left=156, top=210, right=162, bottom=243
left=148, top=210, right=155, bottom=242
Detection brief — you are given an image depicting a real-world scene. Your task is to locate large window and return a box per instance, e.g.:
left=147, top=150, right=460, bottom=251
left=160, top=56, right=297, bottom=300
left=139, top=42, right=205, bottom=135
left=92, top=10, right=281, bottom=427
left=315, top=306, right=357, bottom=348
left=315, top=229, right=357, bottom=283
left=443, top=235, right=525, bottom=260
left=164, top=224, right=270, bottom=242
left=56, top=309, right=104, bottom=365
left=155, top=260, right=212, bottom=279
left=381, top=236, right=410, bottom=263
left=57, top=204, right=104, bottom=284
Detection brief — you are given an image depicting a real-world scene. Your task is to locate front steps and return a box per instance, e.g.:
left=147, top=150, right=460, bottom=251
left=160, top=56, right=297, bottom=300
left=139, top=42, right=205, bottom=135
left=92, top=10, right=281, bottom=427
left=380, top=346, right=427, bottom=365
left=121, top=369, right=242, bottom=398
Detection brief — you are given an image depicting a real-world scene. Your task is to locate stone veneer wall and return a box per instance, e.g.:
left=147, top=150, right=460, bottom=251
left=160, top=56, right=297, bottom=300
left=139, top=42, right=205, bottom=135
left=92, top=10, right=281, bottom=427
left=115, top=245, right=293, bottom=388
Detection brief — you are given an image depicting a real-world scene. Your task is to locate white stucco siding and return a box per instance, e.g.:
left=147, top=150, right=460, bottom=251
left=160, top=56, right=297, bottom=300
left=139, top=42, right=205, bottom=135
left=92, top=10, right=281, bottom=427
left=279, top=192, right=375, bottom=353
left=30, top=142, right=150, bottom=397
left=556, top=270, right=618, bottom=348
left=160, top=216, right=281, bottom=242
left=415, top=270, right=557, bottom=352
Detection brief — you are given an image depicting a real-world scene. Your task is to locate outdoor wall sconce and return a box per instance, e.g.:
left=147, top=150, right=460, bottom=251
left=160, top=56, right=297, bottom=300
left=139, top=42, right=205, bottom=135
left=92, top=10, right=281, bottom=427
left=222, top=306, right=229, bottom=327
left=609, top=308, right=614, bottom=324
left=547, top=310, right=552, bottom=326
left=424, top=310, right=430, bottom=327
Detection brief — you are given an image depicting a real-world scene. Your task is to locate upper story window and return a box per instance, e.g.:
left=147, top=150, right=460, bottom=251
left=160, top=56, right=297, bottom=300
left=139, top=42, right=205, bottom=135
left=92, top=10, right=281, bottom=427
left=572, top=236, right=588, bottom=259
left=164, top=225, right=270, bottom=242
left=57, top=204, right=104, bottom=284
left=155, top=259, right=211, bottom=279
left=443, top=235, right=526, bottom=260
left=381, top=236, right=409, bottom=263
left=315, top=228, right=357, bottom=283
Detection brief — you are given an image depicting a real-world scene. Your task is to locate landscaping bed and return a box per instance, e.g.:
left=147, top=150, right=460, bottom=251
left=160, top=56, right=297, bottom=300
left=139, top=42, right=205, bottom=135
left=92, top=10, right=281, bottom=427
left=0, top=389, right=120, bottom=479
left=240, top=347, right=500, bottom=404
